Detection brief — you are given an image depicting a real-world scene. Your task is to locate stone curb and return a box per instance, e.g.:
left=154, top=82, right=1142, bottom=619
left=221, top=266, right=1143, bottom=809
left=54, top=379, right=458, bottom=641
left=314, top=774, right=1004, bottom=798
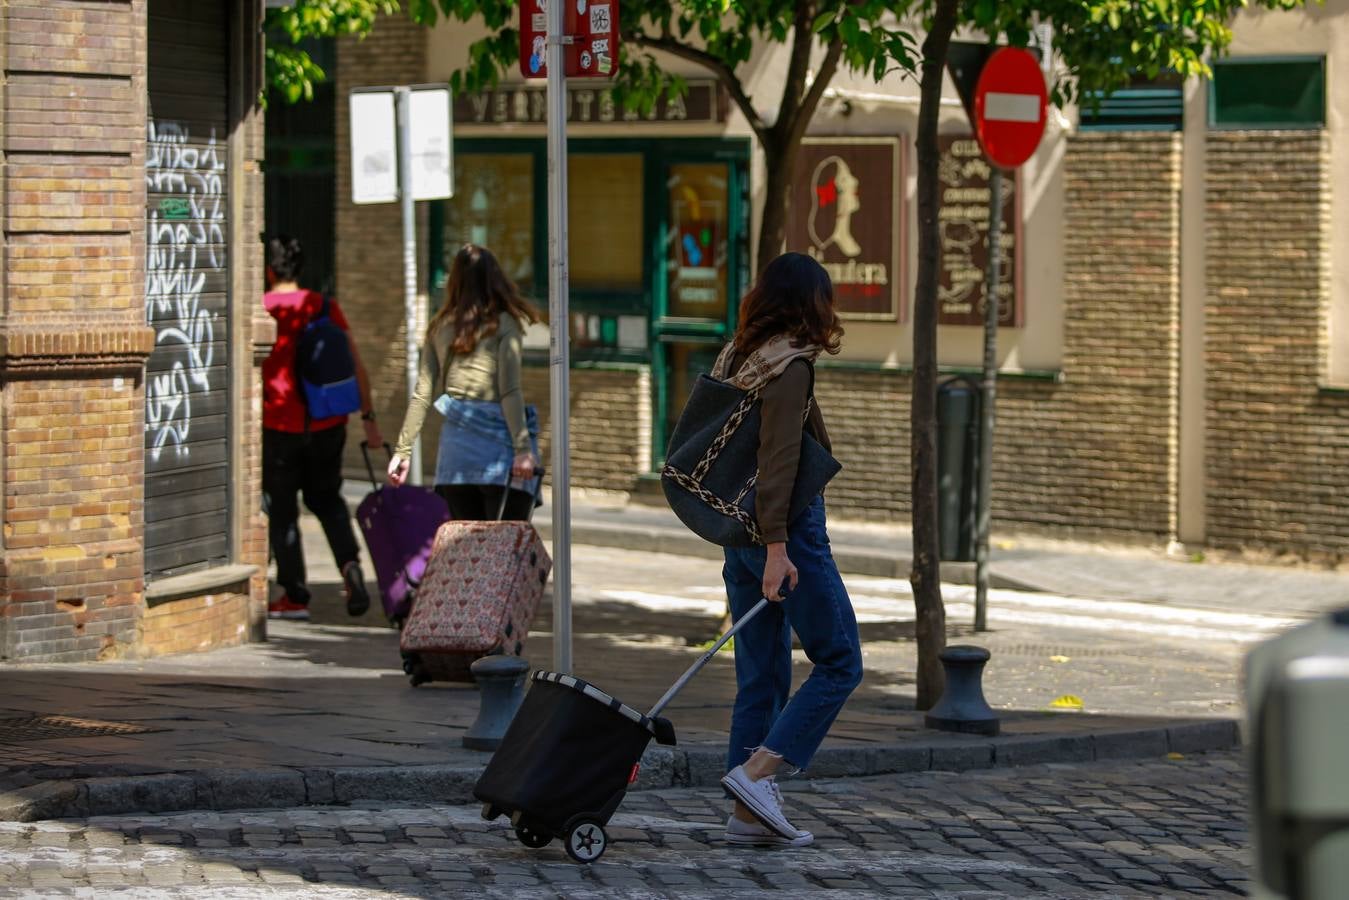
left=0, top=719, right=1239, bottom=823
left=536, top=520, right=1044, bottom=591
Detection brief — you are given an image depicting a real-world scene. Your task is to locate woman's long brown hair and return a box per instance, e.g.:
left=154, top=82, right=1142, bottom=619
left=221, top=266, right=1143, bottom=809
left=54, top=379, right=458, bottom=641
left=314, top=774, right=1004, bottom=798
left=732, top=252, right=843, bottom=356
left=427, top=244, right=541, bottom=353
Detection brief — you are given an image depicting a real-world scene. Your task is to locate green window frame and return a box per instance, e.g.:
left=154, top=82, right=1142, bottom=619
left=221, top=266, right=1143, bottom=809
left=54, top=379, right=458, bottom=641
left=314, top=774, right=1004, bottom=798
left=432, top=136, right=751, bottom=365
left=1209, top=56, right=1326, bottom=130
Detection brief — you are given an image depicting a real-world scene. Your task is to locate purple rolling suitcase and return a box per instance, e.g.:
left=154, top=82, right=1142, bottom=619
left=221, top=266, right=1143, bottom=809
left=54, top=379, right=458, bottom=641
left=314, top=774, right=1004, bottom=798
left=355, top=443, right=451, bottom=624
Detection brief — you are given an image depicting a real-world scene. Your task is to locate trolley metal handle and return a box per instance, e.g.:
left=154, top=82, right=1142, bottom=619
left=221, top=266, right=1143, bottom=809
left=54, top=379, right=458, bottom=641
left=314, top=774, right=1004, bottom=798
left=494, top=465, right=546, bottom=522
left=648, top=597, right=771, bottom=719
left=360, top=441, right=394, bottom=492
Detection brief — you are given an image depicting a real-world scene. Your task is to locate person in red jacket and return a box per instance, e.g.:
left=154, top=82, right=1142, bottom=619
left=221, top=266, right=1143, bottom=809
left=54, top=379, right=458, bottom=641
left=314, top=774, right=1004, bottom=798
left=262, top=235, right=382, bottom=621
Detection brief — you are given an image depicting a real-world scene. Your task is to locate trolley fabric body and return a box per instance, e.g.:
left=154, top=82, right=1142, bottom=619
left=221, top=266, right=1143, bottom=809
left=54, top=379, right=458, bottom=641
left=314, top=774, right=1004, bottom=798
left=473, top=598, right=769, bottom=863
left=474, top=672, right=676, bottom=862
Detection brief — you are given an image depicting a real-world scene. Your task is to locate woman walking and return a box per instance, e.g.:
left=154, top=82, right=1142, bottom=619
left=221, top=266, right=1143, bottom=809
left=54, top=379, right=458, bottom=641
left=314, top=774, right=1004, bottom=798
left=388, top=244, right=541, bottom=519
left=715, top=253, right=864, bottom=848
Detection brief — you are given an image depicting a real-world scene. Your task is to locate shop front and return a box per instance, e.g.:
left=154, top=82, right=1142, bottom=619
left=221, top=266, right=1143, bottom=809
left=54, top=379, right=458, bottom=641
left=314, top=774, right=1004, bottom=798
left=439, top=83, right=750, bottom=475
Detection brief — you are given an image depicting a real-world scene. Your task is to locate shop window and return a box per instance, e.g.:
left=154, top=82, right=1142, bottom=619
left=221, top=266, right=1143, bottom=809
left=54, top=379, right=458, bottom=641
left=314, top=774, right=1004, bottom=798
left=1210, top=57, right=1325, bottom=129
left=568, top=153, right=644, bottom=294
left=665, top=163, right=731, bottom=320
left=445, top=153, right=536, bottom=293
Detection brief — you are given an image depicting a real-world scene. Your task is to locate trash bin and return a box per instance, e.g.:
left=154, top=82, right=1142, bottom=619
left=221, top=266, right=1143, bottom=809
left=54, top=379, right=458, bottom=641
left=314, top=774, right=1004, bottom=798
left=1246, top=607, right=1349, bottom=900
left=937, top=376, right=980, bottom=562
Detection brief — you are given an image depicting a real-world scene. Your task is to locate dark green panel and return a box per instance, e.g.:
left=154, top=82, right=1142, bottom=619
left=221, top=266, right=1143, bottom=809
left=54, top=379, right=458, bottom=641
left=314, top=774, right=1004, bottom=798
left=1211, top=57, right=1325, bottom=129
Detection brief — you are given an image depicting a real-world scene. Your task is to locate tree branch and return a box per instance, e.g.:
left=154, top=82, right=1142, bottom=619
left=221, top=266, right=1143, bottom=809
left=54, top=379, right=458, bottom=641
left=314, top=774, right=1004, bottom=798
left=626, top=31, right=768, bottom=142
left=787, top=36, right=843, bottom=149
left=772, top=0, right=817, bottom=146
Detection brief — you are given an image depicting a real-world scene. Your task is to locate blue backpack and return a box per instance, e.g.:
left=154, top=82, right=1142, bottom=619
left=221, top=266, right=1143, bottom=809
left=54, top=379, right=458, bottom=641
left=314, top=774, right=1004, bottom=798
left=296, top=295, right=362, bottom=420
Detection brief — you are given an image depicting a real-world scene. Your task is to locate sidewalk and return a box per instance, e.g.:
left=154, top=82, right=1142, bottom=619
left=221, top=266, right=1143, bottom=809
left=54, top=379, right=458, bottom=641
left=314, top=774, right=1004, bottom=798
left=2, top=481, right=1337, bottom=823
left=518, top=486, right=1349, bottom=618
left=1, top=600, right=1238, bottom=824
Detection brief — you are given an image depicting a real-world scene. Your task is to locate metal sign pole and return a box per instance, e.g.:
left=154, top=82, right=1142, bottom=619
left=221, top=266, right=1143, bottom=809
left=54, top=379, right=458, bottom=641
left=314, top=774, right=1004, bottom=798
left=974, top=166, right=1002, bottom=633
left=395, top=86, right=422, bottom=485
left=545, top=2, right=573, bottom=673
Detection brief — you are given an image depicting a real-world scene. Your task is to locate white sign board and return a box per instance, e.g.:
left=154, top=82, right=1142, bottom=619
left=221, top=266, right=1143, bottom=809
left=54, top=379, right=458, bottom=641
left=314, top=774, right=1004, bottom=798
left=349, top=90, right=397, bottom=204
left=349, top=86, right=453, bottom=205
left=409, top=87, right=453, bottom=201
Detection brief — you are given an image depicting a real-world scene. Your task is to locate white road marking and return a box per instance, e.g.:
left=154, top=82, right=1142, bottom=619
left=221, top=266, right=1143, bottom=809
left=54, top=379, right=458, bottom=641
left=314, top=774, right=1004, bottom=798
left=594, top=576, right=1297, bottom=643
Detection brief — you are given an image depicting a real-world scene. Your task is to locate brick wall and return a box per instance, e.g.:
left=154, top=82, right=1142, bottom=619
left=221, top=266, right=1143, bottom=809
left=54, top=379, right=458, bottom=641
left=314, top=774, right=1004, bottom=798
left=995, top=132, right=1181, bottom=539
left=234, top=6, right=272, bottom=638
left=142, top=592, right=251, bottom=657
left=333, top=15, right=429, bottom=476
left=1204, top=132, right=1349, bottom=559
left=0, top=0, right=153, bottom=661
left=815, top=133, right=1181, bottom=542
left=0, top=0, right=267, bottom=662
left=522, top=365, right=647, bottom=493
left=814, top=368, right=912, bottom=518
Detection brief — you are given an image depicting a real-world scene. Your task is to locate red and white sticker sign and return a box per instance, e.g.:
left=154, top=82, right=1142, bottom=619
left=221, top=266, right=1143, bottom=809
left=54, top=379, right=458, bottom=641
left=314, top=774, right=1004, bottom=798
left=518, top=0, right=620, bottom=79
left=519, top=0, right=548, bottom=78
left=973, top=47, right=1047, bottom=169
left=568, top=0, right=617, bottom=78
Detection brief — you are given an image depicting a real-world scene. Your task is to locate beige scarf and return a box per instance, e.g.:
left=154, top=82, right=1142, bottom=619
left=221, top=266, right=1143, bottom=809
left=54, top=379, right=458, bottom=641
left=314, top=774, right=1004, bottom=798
left=712, top=335, right=821, bottom=391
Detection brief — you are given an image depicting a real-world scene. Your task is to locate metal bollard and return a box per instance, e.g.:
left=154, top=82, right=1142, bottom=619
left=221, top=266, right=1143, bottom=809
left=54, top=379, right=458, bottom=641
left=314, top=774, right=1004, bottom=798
left=463, top=655, right=530, bottom=751
left=925, top=645, right=1000, bottom=736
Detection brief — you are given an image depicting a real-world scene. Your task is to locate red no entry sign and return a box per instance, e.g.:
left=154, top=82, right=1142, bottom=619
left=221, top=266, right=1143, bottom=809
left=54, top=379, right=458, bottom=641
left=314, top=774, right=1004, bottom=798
left=973, top=47, right=1047, bottom=169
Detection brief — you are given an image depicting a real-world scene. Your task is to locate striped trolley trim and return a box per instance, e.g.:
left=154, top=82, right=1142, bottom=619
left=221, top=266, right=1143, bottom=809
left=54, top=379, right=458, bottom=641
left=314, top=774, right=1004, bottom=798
left=532, top=670, right=658, bottom=736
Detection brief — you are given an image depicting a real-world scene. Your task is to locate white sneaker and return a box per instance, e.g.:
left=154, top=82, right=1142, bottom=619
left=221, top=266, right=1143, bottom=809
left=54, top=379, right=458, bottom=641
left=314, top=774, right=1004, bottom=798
left=725, top=814, right=814, bottom=847
left=720, top=765, right=807, bottom=840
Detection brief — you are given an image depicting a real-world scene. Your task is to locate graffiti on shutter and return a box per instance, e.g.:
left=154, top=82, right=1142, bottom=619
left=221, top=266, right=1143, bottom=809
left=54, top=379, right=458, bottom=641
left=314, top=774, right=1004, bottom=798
left=144, top=0, right=231, bottom=578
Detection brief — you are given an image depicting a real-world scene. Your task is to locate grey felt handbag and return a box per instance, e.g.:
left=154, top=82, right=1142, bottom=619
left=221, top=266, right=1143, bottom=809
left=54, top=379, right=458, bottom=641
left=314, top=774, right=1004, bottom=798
left=661, top=366, right=841, bottom=547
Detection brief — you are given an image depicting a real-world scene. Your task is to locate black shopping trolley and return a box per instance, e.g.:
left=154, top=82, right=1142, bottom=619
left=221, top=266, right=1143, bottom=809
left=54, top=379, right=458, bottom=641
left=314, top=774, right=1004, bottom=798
left=473, top=598, right=769, bottom=863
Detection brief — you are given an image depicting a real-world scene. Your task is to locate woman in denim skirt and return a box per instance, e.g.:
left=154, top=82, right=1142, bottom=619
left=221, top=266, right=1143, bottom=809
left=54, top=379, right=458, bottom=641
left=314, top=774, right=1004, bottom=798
left=715, top=253, right=864, bottom=848
left=388, top=244, right=541, bottom=520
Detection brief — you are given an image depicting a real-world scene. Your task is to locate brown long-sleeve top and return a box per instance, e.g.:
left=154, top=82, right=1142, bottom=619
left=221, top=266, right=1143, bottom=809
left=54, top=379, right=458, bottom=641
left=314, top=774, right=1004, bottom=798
left=394, top=312, right=531, bottom=459
left=729, top=352, right=832, bottom=544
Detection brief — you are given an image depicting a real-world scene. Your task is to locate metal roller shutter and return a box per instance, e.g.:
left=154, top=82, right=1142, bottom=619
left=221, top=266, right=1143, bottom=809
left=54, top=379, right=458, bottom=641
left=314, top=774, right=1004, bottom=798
left=144, top=0, right=231, bottom=578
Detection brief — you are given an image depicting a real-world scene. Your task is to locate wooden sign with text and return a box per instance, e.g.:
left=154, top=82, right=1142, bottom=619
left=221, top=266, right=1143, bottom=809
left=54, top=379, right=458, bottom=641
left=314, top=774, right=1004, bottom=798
left=937, top=134, right=1022, bottom=327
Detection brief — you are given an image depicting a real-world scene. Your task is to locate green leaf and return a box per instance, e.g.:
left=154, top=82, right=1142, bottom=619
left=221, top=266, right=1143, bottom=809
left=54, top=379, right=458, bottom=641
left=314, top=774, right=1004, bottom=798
left=813, top=10, right=836, bottom=32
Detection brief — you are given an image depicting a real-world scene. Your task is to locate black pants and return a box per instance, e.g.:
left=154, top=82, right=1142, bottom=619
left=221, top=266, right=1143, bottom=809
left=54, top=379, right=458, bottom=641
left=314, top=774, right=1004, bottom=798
left=263, top=426, right=360, bottom=604
left=434, top=484, right=534, bottom=522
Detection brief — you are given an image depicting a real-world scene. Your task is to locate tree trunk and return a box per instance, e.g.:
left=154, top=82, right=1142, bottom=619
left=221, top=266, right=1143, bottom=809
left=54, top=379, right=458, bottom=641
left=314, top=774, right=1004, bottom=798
left=910, top=0, right=961, bottom=711
left=755, top=139, right=792, bottom=275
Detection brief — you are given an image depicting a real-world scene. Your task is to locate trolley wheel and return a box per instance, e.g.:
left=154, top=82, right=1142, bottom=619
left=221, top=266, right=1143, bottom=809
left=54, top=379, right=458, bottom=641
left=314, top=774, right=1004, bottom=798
left=516, top=823, right=552, bottom=849
left=564, top=819, right=607, bottom=863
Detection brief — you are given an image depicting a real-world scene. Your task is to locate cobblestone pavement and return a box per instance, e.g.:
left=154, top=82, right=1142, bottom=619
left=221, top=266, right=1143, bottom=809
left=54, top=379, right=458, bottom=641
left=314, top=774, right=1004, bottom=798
left=0, top=751, right=1249, bottom=898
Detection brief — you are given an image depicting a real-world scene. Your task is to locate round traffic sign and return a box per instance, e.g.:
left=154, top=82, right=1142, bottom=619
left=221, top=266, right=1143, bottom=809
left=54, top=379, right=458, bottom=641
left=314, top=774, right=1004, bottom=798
left=973, top=47, right=1048, bottom=169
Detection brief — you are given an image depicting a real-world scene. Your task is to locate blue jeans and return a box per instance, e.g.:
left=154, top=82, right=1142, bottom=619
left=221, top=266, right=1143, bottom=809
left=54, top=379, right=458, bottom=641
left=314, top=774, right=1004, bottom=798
left=723, top=496, right=863, bottom=773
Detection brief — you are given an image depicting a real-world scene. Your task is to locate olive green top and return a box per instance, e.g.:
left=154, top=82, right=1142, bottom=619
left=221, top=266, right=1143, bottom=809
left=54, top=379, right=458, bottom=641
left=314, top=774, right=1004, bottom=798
left=394, top=311, right=530, bottom=459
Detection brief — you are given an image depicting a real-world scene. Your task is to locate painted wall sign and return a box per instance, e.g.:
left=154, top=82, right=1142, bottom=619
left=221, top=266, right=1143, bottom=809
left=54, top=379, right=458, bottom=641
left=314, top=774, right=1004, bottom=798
left=937, top=134, right=1022, bottom=327
left=786, top=137, right=904, bottom=321
left=454, top=80, right=727, bottom=126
